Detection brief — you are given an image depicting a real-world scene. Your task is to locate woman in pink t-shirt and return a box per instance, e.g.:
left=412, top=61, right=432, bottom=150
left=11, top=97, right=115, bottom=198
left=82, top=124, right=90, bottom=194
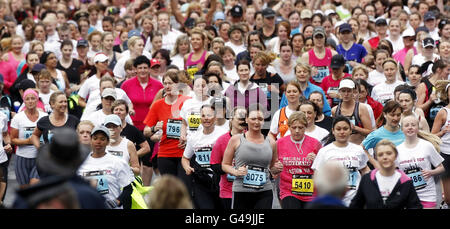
left=277, top=111, right=322, bottom=209
left=210, top=106, right=247, bottom=209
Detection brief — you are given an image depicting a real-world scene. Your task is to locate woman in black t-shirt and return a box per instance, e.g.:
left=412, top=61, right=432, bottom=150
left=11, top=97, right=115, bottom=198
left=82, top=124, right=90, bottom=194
left=57, top=40, right=84, bottom=92
left=31, top=91, right=79, bottom=147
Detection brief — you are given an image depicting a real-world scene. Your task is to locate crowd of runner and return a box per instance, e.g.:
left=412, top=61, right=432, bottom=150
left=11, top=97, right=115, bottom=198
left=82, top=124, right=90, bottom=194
left=0, top=0, right=449, bottom=209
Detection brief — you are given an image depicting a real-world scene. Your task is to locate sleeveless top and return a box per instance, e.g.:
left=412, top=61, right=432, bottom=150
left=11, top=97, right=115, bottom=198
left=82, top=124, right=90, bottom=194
left=54, top=69, right=66, bottom=92
left=232, top=133, right=273, bottom=193
left=106, top=138, right=131, bottom=165
left=108, top=52, right=118, bottom=70
left=185, top=50, right=207, bottom=78
left=308, top=48, right=332, bottom=84
left=336, top=101, right=363, bottom=128
left=440, top=107, right=450, bottom=155
left=422, top=77, right=446, bottom=125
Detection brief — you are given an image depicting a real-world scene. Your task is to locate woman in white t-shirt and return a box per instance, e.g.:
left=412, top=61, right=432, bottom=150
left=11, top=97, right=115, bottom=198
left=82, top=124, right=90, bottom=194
left=78, top=125, right=134, bottom=209
left=269, top=81, right=302, bottom=141
left=181, top=105, right=228, bottom=209
left=311, top=116, right=370, bottom=206
left=397, top=115, right=445, bottom=209
left=371, top=58, right=404, bottom=106
left=180, top=77, right=212, bottom=142
left=219, top=46, right=239, bottom=84
left=299, top=101, right=329, bottom=143
left=10, top=89, right=47, bottom=188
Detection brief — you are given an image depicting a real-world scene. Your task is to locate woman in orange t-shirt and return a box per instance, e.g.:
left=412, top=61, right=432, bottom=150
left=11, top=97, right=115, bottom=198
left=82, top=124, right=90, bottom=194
left=143, top=71, right=191, bottom=189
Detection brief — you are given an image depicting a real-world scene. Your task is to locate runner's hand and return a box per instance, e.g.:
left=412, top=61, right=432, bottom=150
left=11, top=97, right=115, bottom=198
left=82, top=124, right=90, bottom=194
left=234, top=165, right=247, bottom=177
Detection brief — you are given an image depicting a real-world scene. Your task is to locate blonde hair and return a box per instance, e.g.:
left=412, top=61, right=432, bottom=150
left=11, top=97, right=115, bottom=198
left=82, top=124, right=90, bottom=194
left=375, top=139, right=398, bottom=157
left=288, top=111, right=308, bottom=127
left=253, top=51, right=276, bottom=66
left=128, top=36, right=143, bottom=48
left=38, top=69, right=52, bottom=81
left=29, top=40, right=44, bottom=53
left=77, top=120, right=95, bottom=133
left=401, top=114, right=442, bottom=152
left=148, top=175, right=193, bottom=209
left=352, top=64, right=369, bottom=77
left=435, top=80, right=450, bottom=103
left=1, top=37, right=11, bottom=51
left=294, top=62, right=312, bottom=75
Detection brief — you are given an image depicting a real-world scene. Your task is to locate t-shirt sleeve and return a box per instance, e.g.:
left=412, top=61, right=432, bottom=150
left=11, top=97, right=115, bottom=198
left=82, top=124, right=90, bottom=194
left=10, top=113, right=19, bottom=129
left=360, top=45, right=368, bottom=60
left=357, top=146, right=369, bottom=170
left=427, top=143, right=444, bottom=167
left=269, top=110, right=281, bottom=135
left=1, top=114, right=7, bottom=132
left=211, top=134, right=227, bottom=165
left=311, top=148, right=325, bottom=170
left=183, top=137, right=195, bottom=159
left=77, top=79, right=91, bottom=99
left=143, top=101, right=159, bottom=127
left=362, top=132, right=378, bottom=150
left=133, top=127, right=146, bottom=145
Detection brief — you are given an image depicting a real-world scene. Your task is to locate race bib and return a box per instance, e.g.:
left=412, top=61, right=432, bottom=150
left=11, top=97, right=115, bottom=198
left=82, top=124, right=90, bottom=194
left=82, top=170, right=110, bottom=195
left=195, top=147, right=212, bottom=168
left=312, top=66, right=329, bottom=83
left=429, top=105, right=443, bottom=120
left=166, top=119, right=182, bottom=139
left=347, top=167, right=358, bottom=190
left=292, top=174, right=314, bottom=196
left=23, top=127, right=35, bottom=139
left=108, top=150, right=124, bottom=157
left=187, top=113, right=201, bottom=131
left=243, top=165, right=267, bottom=189
left=405, top=168, right=426, bottom=190
left=327, top=87, right=340, bottom=105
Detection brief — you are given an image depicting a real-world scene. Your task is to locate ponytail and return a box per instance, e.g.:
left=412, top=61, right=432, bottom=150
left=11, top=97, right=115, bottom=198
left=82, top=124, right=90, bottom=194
left=418, top=131, right=442, bottom=153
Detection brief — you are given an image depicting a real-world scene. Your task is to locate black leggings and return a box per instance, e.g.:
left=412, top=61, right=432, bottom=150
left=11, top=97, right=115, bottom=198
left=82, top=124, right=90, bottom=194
left=191, top=178, right=222, bottom=209
left=157, top=157, right=192, bottom=195
left=232, top=190, right=273, bottom=209
left=0, top=161, right=7, bottom=202
left=281, top=196, right=308, bottom=209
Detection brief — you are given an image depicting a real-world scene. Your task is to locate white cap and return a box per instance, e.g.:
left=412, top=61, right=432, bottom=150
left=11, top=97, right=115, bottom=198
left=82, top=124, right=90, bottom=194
left=314, top=10, right=324, bottom=15
left=94, top=53, right=109, bottom=63
left=402, top=27, right=415, bottom=37
left=339, top=79, right=355, bottom=90
left=104, top=114, right=122, bottom=126
left=325, top=9, right=336, bottom=16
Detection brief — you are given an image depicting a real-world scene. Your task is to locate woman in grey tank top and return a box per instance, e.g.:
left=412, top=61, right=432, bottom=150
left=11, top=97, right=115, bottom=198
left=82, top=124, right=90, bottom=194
left=222, top=104, right=283, bottom=209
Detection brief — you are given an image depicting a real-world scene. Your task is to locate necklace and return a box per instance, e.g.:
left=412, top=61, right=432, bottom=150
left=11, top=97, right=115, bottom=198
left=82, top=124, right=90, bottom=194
left=291, top=136, right=304, bottom=155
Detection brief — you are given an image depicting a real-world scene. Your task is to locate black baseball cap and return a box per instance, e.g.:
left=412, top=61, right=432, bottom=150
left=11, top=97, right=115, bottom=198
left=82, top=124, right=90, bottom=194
left=375, top=18, right=388, bottom=26
left=339, top=23, right=352, bottom=33
left=77, top=39, right=88, bottom=47
left=230, top=5, right=243, bottom=18
left=422, top=37, right=435, bottom=48
left=330, top=55, right=346, bottom=69
left=424, top=11, right=436, bottom=21
left=262, top=8, right=276, bottom=18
